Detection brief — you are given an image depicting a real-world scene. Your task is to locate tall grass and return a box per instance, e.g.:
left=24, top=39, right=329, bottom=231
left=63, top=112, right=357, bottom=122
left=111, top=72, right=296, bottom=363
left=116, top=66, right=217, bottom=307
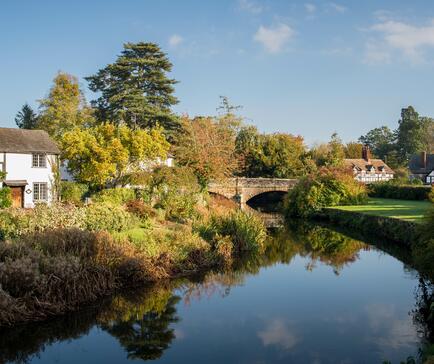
left=196, top=210, right=267, bottom=253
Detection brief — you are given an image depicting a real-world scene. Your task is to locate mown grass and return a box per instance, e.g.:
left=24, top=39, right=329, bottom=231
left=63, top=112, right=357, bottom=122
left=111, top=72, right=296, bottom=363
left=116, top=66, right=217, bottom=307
left=331, top=197, right=432, bottom=222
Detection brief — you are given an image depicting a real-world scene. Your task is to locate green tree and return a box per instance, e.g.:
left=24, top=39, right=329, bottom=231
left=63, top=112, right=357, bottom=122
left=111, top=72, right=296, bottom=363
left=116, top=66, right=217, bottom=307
left=61, top=124, right=169, bottom=188
left=311, top=133, right=345, bottom=167
left=38, top=72, right=94, bottom=140
left=421, top=117, right=434, bottom=152
left=358, top=126, right=396, bottom=161
left=15, top=103, right=38, bottom=129
left=396, top=106, right=426, bottom=164
left=86, top=42, right=179, bottom=132
left=344, top=142, right=363, bottom=159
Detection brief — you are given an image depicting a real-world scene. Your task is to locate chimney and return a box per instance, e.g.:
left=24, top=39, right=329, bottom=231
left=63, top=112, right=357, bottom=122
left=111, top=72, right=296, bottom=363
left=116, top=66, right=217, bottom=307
left=421, top=151, right=427, bottom=169
left=362, top=145, right=371, bottom=162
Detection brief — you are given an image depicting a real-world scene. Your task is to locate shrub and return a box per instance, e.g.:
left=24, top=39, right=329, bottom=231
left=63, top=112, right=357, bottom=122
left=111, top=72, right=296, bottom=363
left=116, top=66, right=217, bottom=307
left=125, top=200, right=155, bottom=221
left=429, top=188, right=434, bottom=203
left=196, top=210, right=266, bottom=253
left=0, top=188, right=12, bottom=209
left=60, top=181, right=89, bottom=205
left=0, top=204, right=86, bottom=240
left=368, top=182, right=431, bottom=201
left=91, top=188, right=136, bottom=205
left=285, top=167, right=367, bottom=218
left=84, top=203, right=138, bottom=232
left=0, top=187, right=12, bottom=209
left=136, top=166, right=202, bottom=222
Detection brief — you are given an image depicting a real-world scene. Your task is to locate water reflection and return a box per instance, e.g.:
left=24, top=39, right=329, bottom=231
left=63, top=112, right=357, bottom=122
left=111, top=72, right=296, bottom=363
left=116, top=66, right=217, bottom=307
left=0, top=222, right=432, bottom=364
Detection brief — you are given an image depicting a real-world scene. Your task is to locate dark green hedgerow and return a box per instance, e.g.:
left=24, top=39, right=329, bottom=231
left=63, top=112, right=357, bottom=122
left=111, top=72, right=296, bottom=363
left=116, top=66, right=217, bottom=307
left=368, top=183, right=432, bottom=201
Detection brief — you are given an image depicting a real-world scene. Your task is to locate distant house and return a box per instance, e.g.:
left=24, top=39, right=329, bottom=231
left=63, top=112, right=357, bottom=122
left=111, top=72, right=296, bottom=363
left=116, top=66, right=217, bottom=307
left=409, top=152, right=434, bottom=185
left=344, top=146, right=394, bottom=183
left=0, top=128, right=60, bottom=208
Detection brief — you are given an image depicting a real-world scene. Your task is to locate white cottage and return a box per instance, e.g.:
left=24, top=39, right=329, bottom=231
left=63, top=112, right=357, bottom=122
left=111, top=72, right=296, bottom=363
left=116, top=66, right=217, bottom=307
left=344, top=146, right=395, bottom=184
left=0, top=128, right=60, bottom=208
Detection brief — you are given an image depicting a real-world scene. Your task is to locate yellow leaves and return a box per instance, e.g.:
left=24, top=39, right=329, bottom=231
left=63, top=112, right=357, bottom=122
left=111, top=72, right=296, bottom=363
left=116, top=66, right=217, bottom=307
left=60, top=123, right=169, bottom=187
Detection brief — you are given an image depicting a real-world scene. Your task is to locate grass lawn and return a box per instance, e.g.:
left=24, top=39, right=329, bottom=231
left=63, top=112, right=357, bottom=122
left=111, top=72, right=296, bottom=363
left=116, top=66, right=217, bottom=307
left=331, top=198, right=432, bottom=223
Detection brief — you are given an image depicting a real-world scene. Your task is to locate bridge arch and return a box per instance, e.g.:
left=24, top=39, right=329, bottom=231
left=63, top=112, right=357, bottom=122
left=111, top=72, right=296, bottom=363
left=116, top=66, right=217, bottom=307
left=208, top=177, right=298, bottom=208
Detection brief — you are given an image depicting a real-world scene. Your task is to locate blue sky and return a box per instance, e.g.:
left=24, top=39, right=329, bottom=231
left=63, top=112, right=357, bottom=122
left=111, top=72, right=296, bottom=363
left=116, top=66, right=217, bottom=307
left=1, top=0, right=434, bottom=145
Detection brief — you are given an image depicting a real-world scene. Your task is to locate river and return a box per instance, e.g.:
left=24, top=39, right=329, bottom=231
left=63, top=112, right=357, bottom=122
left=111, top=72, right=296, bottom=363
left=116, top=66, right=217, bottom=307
left=0, top=221, right=432, bottom=364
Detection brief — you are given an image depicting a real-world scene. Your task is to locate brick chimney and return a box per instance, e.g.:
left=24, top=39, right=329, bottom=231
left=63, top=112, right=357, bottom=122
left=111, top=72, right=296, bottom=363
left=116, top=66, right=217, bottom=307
left=421, top=151, right=427, bottom=169
left=362, top=145, right=371, bottom=162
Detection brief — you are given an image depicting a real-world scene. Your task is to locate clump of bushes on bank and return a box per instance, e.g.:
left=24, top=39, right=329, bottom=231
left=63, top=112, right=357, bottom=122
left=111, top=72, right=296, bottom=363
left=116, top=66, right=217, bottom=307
left=196, top=210, right=267, bottom=253
left=0, top=228, right=216, bottom=326
left=368, top=182, right=432, bottom=201
left=91, top=188, right=136, bottom=205
left=284, top=167, right=367, bottom=218
left=0, top=203, right=138, bottom=240
left=132, top=166, right=202, bottom=223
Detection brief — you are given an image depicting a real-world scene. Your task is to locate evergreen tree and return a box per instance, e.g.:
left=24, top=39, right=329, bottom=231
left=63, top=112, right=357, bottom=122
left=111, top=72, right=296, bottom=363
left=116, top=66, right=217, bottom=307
left=15, top=103, right=38, bottom=129
left=86, top=42, right=179, bottom=132
left=396, top=106, right=426, bottom=163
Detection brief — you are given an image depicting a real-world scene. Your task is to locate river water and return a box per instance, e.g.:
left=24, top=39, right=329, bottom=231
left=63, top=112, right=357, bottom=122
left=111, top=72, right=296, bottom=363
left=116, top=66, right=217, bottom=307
left=1, top=222, right=432, bottom=364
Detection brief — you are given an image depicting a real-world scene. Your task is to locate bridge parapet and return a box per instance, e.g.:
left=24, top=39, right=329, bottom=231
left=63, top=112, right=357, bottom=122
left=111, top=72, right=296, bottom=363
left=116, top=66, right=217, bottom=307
left=208, top=177, right=298, bottom=206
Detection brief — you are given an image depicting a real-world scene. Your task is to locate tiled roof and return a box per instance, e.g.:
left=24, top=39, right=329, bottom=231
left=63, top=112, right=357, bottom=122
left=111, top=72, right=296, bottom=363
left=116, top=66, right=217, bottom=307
left=344, top=158, right=394, bottom=174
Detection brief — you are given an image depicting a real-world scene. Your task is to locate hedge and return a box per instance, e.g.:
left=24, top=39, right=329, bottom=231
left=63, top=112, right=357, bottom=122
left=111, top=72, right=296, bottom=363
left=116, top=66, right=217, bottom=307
left=314, top=208, right=420, bottom=247
left=368, top=183, right=432, bottom=201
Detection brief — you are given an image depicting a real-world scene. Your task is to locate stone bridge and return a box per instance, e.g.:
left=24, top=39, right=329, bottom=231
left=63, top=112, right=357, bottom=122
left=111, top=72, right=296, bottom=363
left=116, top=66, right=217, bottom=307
left=208, top=177, right=298, bottom=207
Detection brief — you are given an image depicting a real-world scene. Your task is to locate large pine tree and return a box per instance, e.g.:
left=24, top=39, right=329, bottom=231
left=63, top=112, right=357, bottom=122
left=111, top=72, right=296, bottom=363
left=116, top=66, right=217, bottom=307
left=15, top=103, right=38, bottom=129
left=86, top=42, right=179, bottom=132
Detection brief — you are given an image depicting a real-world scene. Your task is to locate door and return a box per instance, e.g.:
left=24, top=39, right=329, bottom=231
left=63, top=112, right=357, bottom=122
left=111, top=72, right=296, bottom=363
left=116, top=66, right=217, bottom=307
left=10, top=187, right=24, bottom=208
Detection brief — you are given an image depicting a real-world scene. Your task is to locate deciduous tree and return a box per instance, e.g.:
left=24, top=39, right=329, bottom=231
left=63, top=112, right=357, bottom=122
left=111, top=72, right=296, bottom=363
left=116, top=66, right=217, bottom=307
left=61, top=124, right=169, bottom=188
left=38, top=72, right=94, bottom=140
left=174, top=116, right=238, bottom=186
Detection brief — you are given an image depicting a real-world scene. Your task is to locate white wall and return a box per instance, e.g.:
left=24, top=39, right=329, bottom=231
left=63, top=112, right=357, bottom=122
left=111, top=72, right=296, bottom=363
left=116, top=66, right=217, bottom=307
left=2, top=153, right=58, bottom=208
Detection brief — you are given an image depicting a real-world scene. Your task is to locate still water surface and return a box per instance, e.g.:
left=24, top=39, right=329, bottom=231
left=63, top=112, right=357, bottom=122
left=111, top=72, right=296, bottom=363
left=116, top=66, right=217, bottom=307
left=1, top=223, right=431, bottom=364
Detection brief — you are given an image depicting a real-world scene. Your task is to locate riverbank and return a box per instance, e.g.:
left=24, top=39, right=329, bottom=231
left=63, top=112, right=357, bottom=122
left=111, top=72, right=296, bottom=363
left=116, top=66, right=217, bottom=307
left=312, top=198, right=432, bottom=247
left=0, top=200, right=266, bottom=327
left=0, top=222, right=432, bottom=364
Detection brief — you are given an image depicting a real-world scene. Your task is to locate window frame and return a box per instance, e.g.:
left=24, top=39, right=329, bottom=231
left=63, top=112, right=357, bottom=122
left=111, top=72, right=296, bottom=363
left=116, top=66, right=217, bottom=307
left=33, top=182, right=48, bottom=202
left=32, top=153, right=47, bottom=168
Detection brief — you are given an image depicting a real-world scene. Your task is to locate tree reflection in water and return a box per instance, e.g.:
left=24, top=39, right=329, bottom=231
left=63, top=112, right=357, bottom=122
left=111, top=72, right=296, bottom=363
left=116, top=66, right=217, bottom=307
left=0, top=222, right=432, bottom=363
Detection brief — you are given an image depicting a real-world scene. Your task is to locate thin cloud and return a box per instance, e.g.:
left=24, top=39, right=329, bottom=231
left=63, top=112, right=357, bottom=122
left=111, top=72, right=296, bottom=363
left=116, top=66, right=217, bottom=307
left=364, top=18, right=434, bottom=64
left=329, top=2, right=347, bottom=13
left=257, top=319, right=299, bottom=350
left=168, top=34, right=183, bottom=47
left=254, top=24, right=295, bottom=53
left=305, top=3, right=316, bottom=14
left=238, top=0, right=263, bottom=14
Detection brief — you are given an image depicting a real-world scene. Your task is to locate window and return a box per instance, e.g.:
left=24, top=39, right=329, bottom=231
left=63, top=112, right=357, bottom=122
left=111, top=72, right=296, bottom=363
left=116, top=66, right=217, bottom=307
left=32, top=153, right=46, bottom=168
left=33, top=183, right=48, bottom=202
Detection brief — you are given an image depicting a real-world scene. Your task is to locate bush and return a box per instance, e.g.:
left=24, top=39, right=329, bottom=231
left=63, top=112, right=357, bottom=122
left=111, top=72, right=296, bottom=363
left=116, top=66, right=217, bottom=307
left=91, top=188, right=136, bottom=205
left=135, top=166, right=202, bottom=222
left=84, top=203, right=138, bottom=232
left=196, top=210, right=266, bottom=253
left=60, top=181, right=88, bottom=205
left=368, top=182, right=431, bottom=201
left=0, top=204, right=86, bottom=240
left=429, top=189, right=434, bottom=203
left=0, top=187, right=12, bottom=209
left=285, top=167, right=367, bottom=218
left=125, top=200, right=155, bottom=221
